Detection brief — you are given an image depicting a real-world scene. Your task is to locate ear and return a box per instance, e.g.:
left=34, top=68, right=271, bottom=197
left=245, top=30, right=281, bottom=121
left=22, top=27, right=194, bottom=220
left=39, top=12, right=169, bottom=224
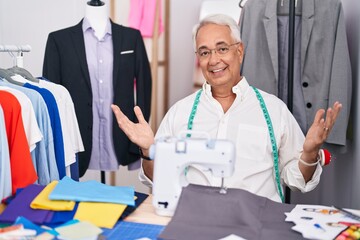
left=237, top=42, right=244, bottom=63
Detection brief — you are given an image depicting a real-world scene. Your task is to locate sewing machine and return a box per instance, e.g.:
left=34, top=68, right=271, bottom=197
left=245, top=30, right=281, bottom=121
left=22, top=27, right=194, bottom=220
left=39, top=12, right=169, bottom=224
left=149, top=133, right=236, bottom=216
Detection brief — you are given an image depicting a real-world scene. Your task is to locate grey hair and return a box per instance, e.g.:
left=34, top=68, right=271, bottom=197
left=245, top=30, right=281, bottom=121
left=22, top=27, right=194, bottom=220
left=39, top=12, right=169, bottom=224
left=192, top=14, right=242, bottom=51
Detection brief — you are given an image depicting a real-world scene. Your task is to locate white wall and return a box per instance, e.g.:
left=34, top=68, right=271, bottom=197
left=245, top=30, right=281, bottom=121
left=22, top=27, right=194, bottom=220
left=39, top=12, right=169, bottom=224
left=0, top=0, right=89, bottom=75
left=168, top=0, right=204, bottom=106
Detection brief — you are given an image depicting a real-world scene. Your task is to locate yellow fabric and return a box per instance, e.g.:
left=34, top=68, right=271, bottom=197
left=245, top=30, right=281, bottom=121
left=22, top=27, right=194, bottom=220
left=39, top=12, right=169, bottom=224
left=0, top=204, right=5, bottom=214
left=30, top=181, right=75, bottom=211
left=74, top=202, right=127, bottom=229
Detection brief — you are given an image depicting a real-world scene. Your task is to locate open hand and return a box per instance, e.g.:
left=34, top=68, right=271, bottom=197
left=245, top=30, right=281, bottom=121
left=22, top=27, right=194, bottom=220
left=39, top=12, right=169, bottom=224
left=111, top=105, right=155, bottom=150
left=303, top=101, right=342, bottom=154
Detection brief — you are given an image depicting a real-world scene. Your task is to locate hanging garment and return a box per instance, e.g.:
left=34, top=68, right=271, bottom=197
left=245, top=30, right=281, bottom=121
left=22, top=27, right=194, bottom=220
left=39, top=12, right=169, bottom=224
left=43, top=19, right=152, bottom=177
left=24, top=83, right=66, bottom=179
left=0, top=86, right=43, bottom=153
left=38, top=78, right=84, bottom=169
left=0, top=105, right=11, bottom=200
left=0, top=90, right=37, bottom=195
left=239, top=0, right=351, bottom=146
left=82, top=18, right=119, bottom=171
left=0, top=81, right=59, bottom=185
left=128, top=0, right=164, bottom=38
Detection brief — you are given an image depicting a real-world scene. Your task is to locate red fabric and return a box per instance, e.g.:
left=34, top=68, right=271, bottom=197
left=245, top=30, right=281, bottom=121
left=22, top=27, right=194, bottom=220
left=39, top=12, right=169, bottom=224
left=0, top=90, right=37, bottom=194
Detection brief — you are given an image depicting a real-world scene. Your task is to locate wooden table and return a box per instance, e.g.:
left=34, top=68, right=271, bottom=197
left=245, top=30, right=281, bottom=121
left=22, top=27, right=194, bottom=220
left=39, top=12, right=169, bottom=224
left=124, top=195, right=171, bottom=226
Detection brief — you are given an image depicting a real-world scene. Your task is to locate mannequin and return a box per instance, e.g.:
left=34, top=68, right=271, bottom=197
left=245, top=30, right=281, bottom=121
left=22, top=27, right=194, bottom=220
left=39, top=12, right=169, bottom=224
left=87, top=0, right=104, bottom=6
left=85, top=1, right=108, bottom=40
left=43, top=0, right=152, bottom=178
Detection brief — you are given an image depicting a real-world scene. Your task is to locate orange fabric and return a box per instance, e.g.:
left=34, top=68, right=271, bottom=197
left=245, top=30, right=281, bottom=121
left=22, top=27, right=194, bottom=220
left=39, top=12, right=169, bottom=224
left=0, top=91, right=37, bottom=194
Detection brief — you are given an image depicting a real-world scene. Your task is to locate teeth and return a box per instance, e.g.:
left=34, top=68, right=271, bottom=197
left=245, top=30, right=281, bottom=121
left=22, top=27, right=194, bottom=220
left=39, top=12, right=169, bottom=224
left=213, top=68, right=223, bottom=73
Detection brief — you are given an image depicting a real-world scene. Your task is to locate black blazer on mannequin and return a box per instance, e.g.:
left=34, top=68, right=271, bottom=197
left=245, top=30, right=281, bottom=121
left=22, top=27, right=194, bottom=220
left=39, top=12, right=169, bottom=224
left=43, top=19, right=152, bottom=177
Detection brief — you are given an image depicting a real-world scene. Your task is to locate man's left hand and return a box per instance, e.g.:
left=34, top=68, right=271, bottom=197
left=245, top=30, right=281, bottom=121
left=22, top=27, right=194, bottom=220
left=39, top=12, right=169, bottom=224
left=303, top=101, right=342, bottom=154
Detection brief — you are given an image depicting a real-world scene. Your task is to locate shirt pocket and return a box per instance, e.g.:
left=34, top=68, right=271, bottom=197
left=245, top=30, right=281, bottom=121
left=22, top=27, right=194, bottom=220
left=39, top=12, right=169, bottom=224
left=236, top=124, right=268, bottom=162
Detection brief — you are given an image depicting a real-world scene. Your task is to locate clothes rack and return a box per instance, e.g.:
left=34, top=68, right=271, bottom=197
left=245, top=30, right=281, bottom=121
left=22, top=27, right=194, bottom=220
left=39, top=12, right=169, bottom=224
left=285, top=0, right=296, bottom=204
left=0, top=45, right=31, bottom=68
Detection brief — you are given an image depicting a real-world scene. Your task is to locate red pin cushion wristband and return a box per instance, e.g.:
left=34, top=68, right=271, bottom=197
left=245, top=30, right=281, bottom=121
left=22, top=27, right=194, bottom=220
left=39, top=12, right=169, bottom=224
left=299, top=149, right=332, bottom=167
left=319, top=148, right=332, bottom=166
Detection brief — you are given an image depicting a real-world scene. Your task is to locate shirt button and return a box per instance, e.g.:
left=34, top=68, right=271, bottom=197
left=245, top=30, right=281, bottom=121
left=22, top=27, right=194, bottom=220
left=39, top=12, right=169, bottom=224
left=99, top=79, right=103, bottom=83
left=302, top=82, right=309, bottom=87
left=306, top=102, right=312, bottom=108
left=99, top=59, right=103, bottom=63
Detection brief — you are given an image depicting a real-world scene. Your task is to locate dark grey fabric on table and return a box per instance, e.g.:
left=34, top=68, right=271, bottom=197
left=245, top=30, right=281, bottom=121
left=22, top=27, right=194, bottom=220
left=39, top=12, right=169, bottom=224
left=159, top=184, right=304, bottom=240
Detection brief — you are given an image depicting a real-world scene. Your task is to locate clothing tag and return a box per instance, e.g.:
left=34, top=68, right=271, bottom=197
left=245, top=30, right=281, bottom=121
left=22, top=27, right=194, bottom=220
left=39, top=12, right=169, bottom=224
left=120, top=50, right=134, bottom=54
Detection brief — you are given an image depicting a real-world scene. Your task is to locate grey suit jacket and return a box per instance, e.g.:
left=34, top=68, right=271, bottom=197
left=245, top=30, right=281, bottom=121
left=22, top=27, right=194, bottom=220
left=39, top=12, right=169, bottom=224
left=239, top=0, right=351, bottom=146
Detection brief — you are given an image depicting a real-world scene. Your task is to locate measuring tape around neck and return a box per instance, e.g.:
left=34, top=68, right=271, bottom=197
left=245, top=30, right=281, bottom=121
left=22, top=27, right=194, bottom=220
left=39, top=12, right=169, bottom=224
left=186, top=87, right=284, bottom=203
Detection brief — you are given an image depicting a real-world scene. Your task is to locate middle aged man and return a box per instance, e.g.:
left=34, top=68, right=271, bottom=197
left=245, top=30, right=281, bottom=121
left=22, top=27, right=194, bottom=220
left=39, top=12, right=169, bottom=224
left=111, top=14, right=341, bottom=202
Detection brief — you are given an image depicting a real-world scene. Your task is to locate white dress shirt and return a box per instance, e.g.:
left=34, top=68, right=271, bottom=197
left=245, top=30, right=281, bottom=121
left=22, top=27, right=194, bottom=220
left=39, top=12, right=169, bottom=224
left=140, top=77, right=322, bottom=202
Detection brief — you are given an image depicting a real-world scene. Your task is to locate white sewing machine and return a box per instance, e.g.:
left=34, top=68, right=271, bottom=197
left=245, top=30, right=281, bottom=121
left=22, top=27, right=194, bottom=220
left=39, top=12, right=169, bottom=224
left=149, top=133, right=236, bottom=217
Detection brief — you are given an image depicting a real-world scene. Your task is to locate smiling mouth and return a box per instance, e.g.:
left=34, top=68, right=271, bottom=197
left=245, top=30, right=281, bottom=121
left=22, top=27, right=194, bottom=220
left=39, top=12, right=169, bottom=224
left=211, top=67, right=226, bottom=73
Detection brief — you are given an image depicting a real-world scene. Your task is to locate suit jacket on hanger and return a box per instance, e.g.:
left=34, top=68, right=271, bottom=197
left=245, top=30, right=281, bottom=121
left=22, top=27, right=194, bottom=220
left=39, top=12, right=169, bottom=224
left=43, top=19, right=152, bottom=177
left=239, top=0, right=351, bottom=146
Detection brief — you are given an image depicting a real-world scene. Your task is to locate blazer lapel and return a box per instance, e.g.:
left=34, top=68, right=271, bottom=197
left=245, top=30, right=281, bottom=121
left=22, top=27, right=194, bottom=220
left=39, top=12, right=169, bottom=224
left=111, top=20, right=123, bottom=90
left=301, top=0, right=315, bottom=76
left=71, top=20, right=92, bottom=91
left=263, top=0, right=279, bottom=83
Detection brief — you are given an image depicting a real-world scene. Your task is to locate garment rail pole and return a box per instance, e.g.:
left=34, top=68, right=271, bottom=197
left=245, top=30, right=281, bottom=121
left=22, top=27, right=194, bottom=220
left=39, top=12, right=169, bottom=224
left=0, top=45, right=31, bottom=53
left=285, top=0, right=296, bottom=204
left=0, top=45, right=31, bottom=68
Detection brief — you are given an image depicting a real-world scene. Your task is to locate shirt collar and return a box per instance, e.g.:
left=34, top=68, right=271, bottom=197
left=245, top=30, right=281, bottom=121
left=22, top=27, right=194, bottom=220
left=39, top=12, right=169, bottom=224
left=82, top=17, right=112, bottom=36
left=202, top=76, right=250, bottom=101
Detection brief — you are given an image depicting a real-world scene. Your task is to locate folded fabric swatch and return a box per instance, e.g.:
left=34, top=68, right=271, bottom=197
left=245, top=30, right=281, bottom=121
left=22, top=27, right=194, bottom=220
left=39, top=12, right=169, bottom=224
left=0, top=227, right=36, bottom=239
left=0, top=184, right=53, bottom=224
left=120, top=191, right=148, bottom=220
left=46, top=203, right=78, bottom=226
left=31, top=181, right=75, bottom=211
left=55, top=220, right=102, bottom=240
left=74, top=202, right=127, bottom=229
left=49, top=176, right=135, bottom=206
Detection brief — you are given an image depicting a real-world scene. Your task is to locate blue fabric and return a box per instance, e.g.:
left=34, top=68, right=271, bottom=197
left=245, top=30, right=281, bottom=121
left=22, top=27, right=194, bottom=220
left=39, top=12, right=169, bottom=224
left=70, top=154, right=79, bottom=181
left=0, top=105, right=11, bottom=201
left=14, top=216, right=59, bottom=236
left=49, top=176, right=135, bottom=206
left=0, top=184, right=54, bottom=224
left=24, top=83, right=66, bottom=178
left=47, top=202, right=79, bottom=226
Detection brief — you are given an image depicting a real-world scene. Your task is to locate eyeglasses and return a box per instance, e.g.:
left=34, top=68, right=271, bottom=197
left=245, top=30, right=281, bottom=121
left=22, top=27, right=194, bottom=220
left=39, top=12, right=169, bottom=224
left=195, top=42, right=240, bottom=60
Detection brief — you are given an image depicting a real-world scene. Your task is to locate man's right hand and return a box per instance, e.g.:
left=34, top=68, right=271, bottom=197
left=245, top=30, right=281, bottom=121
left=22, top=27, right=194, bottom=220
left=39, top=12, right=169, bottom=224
left=111, top=105, right=155, bottom=151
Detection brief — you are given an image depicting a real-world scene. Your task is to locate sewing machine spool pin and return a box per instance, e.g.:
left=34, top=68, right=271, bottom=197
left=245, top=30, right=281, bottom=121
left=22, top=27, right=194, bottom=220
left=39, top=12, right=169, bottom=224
left=219, top=176, right=227, bottom=194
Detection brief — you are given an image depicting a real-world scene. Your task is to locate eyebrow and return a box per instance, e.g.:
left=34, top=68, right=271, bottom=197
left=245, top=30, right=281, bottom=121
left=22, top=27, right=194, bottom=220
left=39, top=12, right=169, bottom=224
left=197, top=41, right=229, bottom=50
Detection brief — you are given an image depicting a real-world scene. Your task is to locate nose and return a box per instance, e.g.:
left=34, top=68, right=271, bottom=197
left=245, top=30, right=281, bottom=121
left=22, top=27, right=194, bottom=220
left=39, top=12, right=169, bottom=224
left=208, top=49, right=220, bottom=64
